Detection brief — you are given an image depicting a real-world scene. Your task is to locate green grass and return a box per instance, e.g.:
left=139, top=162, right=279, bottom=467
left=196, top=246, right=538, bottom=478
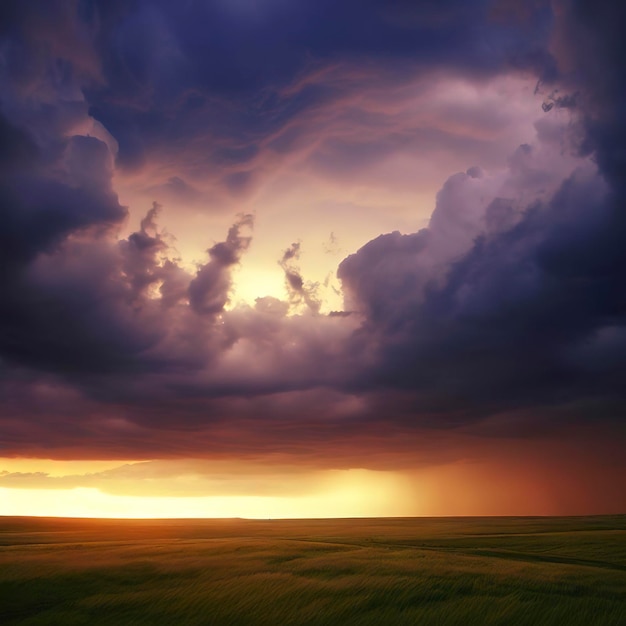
left=0, top=516, right=624, bottom=625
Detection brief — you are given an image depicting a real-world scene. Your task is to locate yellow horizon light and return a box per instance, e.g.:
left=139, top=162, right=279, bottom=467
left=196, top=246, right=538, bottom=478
left=0, top=469, right=415, bottom=519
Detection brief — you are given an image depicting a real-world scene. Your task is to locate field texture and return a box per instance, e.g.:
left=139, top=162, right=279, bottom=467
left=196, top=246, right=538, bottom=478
left=0, top=515, right=624, bottom=625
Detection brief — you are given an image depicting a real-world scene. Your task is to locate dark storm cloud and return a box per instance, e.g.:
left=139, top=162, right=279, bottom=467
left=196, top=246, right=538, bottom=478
left=337, top=0, right=626, bottom=427
left=340, top=166, right=619, bottom=411
left=0, top=0, right=625, bottom=469
left=73, top=0, right=555, bottom=188
left=0, top=123, right=124, bottom=267
left=0, top=0, right=555, bottom=216
left=88, top=0, right=553, bottom=97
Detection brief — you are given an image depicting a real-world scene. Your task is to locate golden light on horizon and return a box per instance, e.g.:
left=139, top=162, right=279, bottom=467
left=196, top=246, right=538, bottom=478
left=0, top=469, right=414, bottom=519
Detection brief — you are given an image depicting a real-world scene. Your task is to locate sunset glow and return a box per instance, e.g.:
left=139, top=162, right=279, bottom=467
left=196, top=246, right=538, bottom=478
left=0, top=469, right=413, bottom=519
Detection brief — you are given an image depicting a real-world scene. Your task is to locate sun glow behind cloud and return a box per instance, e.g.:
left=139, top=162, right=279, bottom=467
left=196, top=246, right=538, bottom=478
left=230, top=265, right=287, bottom=307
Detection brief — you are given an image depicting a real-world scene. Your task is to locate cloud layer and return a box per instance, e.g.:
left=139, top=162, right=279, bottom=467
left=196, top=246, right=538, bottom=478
left=0, top=0, right=624, bottom=509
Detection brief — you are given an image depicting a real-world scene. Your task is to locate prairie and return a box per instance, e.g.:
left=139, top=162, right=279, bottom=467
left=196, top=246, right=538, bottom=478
left=0, top=515, right=624, bottom=625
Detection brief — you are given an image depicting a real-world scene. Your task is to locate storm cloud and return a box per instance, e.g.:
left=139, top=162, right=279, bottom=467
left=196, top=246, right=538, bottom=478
left=0, top=0, right=624, bottom=500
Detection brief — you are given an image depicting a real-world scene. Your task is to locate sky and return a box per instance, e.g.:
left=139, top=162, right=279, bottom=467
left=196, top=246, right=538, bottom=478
left=0, top=0, right=625, bottom=518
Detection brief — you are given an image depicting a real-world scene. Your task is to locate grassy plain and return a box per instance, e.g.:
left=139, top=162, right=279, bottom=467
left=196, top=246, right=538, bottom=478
left=0, top=515, right=624, bottom=625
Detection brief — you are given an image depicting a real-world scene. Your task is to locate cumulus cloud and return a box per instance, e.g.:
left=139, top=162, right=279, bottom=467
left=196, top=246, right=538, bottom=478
left=332, top=3, right=626, bottom=438
left=189, top=213, right=254, bottom=315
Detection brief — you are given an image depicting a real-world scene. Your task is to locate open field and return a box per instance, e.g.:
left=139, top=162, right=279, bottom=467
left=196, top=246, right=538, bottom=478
left=0, top=515, right=624, bottom=625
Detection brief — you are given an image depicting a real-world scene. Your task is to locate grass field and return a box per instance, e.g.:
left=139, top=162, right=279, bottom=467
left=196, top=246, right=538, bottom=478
left=0, top=515, right=624, bottom=625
